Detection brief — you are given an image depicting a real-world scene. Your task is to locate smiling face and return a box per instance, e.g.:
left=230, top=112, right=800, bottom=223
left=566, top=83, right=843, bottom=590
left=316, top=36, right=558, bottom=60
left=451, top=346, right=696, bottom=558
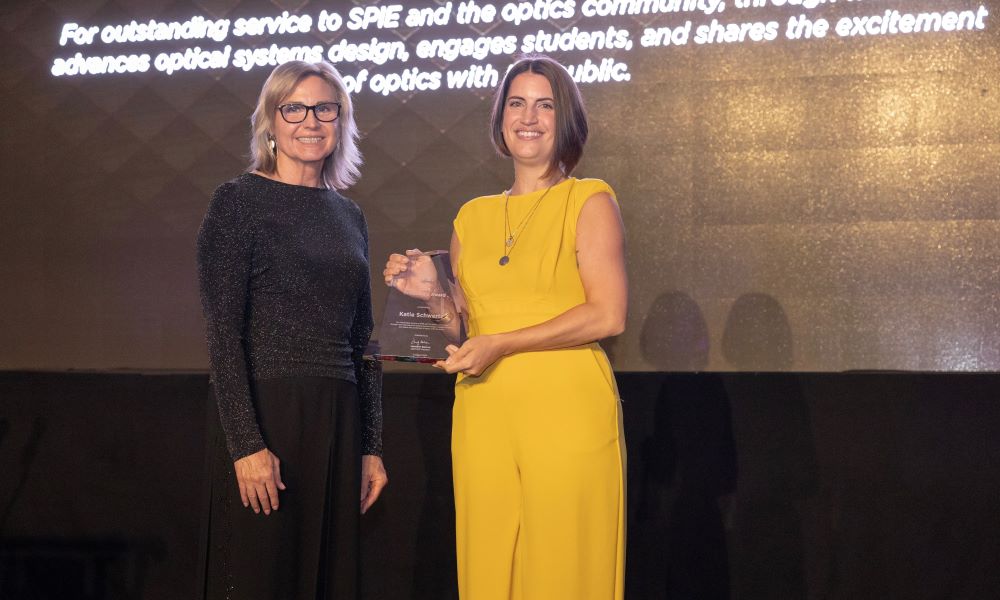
left=502, top=72, right=558, bottom=171
left=272, top=75, right=339, bottom=174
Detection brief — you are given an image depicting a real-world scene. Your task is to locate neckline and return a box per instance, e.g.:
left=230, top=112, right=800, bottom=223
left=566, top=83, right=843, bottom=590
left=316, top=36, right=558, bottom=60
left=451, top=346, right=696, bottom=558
left=504, top=177, right=575, bottom=199
left=246, top=171, right=330, bottom=192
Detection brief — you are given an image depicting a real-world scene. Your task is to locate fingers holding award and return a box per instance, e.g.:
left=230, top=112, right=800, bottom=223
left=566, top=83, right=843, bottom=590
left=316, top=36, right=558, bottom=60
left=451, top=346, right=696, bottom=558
left=384, top=249, right=442, bottom=301
left=370, top=250, right=467, bottom=363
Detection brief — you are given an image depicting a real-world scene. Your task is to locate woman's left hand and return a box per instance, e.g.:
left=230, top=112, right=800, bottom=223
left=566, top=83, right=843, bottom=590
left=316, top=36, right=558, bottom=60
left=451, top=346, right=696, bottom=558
left=434, top=335, right=507, bottom=377
left=360, top=455, right=388, bottom=514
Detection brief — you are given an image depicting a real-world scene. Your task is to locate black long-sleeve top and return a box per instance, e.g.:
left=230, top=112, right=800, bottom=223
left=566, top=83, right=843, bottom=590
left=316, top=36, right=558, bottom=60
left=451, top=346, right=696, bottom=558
left=197, top=173, right=382, bottom=461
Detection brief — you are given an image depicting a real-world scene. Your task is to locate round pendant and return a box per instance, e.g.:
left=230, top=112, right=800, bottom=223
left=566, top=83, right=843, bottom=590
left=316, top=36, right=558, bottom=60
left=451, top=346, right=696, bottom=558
left=499, top=256, right=510, bottom=266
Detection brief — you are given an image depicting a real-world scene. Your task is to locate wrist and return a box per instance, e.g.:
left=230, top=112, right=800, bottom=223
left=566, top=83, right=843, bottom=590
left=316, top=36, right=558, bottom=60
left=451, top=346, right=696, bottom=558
left=494, top=332, right=514, bottom=357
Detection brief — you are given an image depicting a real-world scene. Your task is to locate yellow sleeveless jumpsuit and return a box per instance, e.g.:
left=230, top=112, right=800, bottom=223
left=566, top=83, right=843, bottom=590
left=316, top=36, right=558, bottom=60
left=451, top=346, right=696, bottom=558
left=451, top=177, right=626, bottom=600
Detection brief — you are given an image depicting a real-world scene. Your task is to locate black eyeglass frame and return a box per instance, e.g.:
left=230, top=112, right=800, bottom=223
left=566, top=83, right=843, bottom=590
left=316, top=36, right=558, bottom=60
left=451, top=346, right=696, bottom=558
left=276, top=102, right=342, bottom=123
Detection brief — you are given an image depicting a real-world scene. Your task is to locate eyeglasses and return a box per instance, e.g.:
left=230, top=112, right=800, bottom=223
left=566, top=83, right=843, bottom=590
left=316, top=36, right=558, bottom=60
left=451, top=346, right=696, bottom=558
left=277, top=102, right=341, bottom=123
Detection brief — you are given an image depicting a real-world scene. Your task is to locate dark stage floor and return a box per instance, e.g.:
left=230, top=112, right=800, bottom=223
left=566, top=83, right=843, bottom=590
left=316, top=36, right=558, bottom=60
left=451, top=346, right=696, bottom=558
left=1, top=371, right=998, bottom=599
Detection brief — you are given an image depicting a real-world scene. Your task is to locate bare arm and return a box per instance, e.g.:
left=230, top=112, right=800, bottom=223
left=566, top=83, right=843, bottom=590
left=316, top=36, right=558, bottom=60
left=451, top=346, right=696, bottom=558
left=438, top=192, right=626, bottom=376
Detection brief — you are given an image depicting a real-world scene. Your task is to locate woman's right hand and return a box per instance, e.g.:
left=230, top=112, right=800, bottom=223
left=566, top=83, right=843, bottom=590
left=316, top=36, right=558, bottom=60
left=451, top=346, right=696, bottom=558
left=382, top=249, right=415, bottom=286
left=382, top=249, right=440, bottom=301
left=234, top=447, right=286, bottom=515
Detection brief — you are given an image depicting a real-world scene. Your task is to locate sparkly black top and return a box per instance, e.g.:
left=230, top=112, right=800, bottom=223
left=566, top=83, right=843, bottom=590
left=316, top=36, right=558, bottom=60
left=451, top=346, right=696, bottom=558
left=197, top=173, right=382, bottom=461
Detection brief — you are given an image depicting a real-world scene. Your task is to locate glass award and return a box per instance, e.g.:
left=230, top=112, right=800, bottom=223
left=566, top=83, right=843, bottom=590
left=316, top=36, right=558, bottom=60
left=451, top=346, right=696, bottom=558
left=367, top=250, right=467, bottom=363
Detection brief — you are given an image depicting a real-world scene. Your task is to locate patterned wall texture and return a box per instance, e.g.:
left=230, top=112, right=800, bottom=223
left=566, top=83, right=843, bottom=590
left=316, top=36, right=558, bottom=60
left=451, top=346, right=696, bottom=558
left=1, top=0, right=998, bottom=371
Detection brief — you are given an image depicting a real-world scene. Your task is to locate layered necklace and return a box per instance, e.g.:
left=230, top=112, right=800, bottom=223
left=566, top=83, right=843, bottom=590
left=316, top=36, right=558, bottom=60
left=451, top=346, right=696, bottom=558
left=499, top=178, right=567, bottom=266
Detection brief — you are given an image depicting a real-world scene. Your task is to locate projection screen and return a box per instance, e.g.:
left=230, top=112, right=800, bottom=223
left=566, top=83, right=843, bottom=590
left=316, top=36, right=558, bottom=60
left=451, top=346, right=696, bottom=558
left=1, top=0, right=997, bottom=371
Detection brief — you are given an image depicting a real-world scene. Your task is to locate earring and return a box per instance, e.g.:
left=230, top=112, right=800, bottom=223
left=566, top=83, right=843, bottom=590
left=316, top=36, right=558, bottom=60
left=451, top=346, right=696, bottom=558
left=268, top=137, right=276, bottom=154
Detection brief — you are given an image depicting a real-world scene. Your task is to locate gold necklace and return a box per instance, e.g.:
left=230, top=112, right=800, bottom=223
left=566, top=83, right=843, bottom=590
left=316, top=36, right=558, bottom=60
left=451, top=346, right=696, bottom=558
left=499, top=179, right=563, bottom=266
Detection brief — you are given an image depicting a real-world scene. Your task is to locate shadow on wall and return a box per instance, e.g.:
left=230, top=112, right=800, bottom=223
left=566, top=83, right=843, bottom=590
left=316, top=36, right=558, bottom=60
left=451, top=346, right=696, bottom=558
left=639, top=291, right=710, bottom=371
left=411, top=377, right=459, bottom=600
left=627, top=374, right=740, bottom=600
left=721, top=293, right=820, bottom=598
left=628, top=293, right=738, bottom=599
left=722, top=293, right=794, bottom=370
left=726, top=373, right=819, bottom=600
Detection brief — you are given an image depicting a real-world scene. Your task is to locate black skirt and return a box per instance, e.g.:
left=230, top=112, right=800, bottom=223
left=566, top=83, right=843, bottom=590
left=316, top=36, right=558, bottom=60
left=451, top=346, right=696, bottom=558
left=198, top=377, right=361, bottom=600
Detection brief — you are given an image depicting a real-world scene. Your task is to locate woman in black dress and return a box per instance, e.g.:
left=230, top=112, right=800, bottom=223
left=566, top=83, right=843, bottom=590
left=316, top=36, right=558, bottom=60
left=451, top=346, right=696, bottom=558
left=197, top=60, right=387, bottom=599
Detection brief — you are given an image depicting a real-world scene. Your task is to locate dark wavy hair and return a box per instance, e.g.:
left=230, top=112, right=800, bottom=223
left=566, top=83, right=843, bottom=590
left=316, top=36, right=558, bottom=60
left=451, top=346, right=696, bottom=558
left=490, top=55, right=588, bottom=179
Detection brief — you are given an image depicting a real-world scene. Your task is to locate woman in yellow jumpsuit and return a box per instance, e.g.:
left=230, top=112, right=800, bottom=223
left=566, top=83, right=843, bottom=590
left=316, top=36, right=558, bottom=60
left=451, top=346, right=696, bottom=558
left=386, top=55, right=627, bottom=599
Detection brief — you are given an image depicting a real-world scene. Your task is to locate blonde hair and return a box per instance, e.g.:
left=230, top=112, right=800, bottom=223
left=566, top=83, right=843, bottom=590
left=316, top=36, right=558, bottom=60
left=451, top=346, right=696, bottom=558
left=248, top=61, right=362, bottom=190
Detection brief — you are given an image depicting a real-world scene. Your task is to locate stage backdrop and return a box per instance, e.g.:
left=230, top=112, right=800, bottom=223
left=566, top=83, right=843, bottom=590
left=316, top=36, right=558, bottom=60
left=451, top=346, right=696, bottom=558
left=1, top=0, right=997, bottom=371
